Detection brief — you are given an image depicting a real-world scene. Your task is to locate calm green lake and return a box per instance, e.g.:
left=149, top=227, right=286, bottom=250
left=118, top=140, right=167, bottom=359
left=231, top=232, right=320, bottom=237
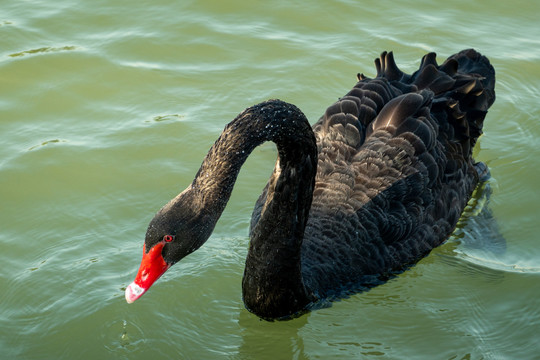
left=1, top=1, right=539, bottom=359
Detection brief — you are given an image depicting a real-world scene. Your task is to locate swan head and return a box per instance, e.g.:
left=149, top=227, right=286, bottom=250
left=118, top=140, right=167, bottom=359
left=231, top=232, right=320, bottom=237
left=125, top=187, right=216, bottom=303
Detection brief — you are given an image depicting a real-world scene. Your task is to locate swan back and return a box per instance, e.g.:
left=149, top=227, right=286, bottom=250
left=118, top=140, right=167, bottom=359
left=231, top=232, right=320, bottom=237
left=252, top=49, right=496, bottom=300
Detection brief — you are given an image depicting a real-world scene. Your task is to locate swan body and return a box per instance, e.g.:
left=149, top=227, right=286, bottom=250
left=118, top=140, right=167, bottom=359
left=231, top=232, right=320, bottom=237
left=126, top=49, right=496, bottom=320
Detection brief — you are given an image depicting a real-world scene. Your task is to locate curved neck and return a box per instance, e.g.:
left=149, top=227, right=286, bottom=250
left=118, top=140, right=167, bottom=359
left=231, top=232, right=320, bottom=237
left=191, top=100, right=317, bottom=218
left=190, top=99, right=317, bottom=319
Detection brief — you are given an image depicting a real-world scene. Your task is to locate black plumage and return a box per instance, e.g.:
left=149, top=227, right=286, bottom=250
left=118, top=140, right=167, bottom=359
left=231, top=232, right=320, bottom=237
left=136, top=49, right=496, bottom=320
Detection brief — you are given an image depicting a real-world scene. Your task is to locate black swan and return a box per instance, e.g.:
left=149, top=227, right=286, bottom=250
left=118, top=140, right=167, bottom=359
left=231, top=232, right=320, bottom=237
left=125, top=49, right=496, bottom=320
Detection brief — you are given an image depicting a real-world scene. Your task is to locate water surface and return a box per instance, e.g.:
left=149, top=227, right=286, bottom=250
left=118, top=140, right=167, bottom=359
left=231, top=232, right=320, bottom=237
left=1, top=1, right=540, bottom=359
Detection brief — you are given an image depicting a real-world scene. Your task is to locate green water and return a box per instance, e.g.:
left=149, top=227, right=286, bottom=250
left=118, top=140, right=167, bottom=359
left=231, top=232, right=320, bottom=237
left=1, top=0, right=539, bottom=359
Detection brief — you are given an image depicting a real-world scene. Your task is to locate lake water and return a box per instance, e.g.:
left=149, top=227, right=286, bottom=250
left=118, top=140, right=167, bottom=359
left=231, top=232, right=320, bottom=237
left=1, top=1, right=539, bottom=359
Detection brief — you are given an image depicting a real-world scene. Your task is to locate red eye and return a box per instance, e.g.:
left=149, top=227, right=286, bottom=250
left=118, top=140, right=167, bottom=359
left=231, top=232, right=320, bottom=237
left=163, top=235, right=174, bottom=242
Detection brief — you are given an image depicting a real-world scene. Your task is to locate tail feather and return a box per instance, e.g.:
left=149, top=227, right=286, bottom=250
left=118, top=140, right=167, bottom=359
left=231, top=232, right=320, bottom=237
left=314, top=49, right=495, bottom=160
left=380, top=49, right=496, bottom=157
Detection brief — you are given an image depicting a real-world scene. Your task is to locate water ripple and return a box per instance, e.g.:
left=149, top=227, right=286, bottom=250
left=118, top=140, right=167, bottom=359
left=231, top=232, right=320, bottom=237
left=1, top=0, right=540, bottom=359
left=9, top=45, right=77, bottom=58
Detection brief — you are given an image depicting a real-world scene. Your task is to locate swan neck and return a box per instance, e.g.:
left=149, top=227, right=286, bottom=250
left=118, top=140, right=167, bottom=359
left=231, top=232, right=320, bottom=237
left=190, top=100, right=318, bottom=319
left=191, top=100, right=316, bottom=214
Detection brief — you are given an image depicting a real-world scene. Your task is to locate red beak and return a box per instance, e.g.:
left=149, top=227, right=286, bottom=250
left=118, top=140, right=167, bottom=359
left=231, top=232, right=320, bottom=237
left=125, top=242, right=171, bottom=303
